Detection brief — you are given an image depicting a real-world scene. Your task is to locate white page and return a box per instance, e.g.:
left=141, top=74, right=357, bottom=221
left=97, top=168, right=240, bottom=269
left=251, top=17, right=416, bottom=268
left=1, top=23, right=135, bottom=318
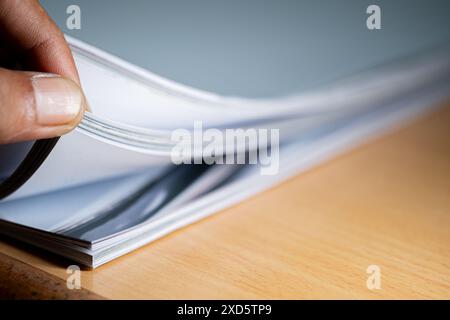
left=89, top=83, right=450, bottom=266
left=0, top=170, right=163, bottom=231
left=71, top=36, right=450, bottom=129
left=4, top=41, right=448, bottom=200
left=0, top=77, right=448, bottom=267
left=5, top=130, right=170, bottom=201
left=2, top=36, right=450, bottom=202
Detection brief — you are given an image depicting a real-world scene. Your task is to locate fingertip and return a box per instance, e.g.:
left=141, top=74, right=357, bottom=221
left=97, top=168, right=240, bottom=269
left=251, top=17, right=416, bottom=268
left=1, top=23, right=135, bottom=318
left=31, top=74, right=85, bottom=127
left=0, top=70, right=87, bottom=144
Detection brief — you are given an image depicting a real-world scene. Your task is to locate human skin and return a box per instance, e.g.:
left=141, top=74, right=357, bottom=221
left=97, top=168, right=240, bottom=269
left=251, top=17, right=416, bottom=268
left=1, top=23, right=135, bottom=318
left=0, top=0, right=87, bottom=144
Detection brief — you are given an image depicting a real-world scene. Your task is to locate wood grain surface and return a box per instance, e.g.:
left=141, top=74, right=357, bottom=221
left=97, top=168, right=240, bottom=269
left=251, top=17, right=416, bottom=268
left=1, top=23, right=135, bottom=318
left=0, top=252, right=103, bottom=299
left=1, top=101, right=449, bottom=299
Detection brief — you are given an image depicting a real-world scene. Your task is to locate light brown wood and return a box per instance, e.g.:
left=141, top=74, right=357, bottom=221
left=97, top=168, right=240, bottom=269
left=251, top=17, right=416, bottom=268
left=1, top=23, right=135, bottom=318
left=1, top=101, right=450, bottom=299
left=0, top=251, right=104, bottom=299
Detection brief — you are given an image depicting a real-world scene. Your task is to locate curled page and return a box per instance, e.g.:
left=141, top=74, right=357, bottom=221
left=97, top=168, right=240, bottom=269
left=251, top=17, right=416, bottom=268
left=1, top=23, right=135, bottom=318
left=2, top=37, right=450, bottom=201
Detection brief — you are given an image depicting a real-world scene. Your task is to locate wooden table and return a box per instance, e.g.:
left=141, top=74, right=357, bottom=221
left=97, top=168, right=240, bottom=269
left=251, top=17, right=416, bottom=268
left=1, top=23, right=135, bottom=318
left=1, top=101, right=449, bottom=299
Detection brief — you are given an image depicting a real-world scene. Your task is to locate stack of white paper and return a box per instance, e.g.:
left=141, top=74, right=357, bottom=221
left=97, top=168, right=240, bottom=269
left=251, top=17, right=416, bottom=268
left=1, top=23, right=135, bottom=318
left=0, top=37, right=449, bottom=268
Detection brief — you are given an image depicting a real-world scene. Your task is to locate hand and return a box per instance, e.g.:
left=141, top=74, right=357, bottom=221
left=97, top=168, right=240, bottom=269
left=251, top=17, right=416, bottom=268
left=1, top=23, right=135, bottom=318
left=0, top=0, right=87, bottom=144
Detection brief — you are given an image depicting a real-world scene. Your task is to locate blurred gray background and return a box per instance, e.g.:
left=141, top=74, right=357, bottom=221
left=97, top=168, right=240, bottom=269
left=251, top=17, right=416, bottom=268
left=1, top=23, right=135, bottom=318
left=41, top=0, right=450, bottom=97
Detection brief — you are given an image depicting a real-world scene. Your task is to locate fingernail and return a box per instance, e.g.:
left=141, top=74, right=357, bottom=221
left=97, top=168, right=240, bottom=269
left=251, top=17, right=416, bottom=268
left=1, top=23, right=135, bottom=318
left=31, top=74, right=84, bottom=126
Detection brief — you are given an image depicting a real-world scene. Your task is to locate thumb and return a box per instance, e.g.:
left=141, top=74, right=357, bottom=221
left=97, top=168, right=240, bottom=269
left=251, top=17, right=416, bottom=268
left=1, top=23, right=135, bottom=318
left=0, top=68, right=86, bottom=144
